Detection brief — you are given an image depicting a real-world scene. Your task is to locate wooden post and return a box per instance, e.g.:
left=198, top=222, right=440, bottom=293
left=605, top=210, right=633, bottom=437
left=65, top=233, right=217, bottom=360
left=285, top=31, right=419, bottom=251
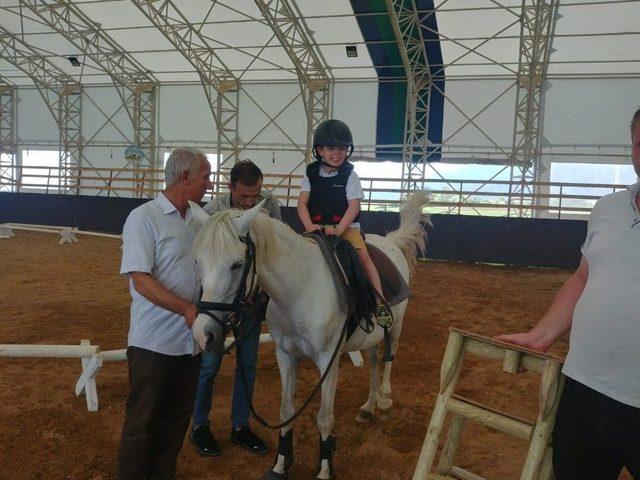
left=436, top=414, right=466, bottom=475
left=539, top=447, right=554, bottom=480
left=413, top=331, right=465, bottom=480
left=502, top=349, right=522, bottom=374
left=520, top=360, right=563, bottom=480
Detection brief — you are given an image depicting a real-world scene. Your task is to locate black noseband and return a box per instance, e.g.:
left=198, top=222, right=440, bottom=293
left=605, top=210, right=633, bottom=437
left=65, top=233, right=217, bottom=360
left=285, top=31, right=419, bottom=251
left=196, top=234, right=257, bottom=339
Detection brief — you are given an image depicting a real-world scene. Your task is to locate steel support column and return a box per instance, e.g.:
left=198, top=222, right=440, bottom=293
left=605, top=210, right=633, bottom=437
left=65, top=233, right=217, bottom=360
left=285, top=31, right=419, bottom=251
left=131, top=0, right=240, bottom=167
left=508, top=0, right=559, bottom=217
left=0, top=25, right=83, bottom=193
left=21, top=0, right=158, bottom=192
left=0, top=81, right=17, bottom=192
left=386, top=0, right=433, bottom=193
left=254, top=0, right=333, bottom=167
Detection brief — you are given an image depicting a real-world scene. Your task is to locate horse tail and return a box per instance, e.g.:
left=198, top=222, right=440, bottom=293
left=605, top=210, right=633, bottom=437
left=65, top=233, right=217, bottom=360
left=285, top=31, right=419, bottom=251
left=385, top=191, right=430, bottom=275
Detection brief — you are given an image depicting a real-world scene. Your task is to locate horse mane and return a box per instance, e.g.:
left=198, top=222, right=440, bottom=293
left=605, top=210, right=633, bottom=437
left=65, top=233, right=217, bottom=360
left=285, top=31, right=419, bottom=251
left=193, top=208, right=247, bottom=263
left=193, top=208, right=309, bottom=269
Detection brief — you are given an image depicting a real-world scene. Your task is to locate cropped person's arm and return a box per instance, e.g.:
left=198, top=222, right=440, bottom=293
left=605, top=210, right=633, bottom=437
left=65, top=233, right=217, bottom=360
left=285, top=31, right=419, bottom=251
left=495, top=256, right=589, bottom=351
left=130, top=272, right=198, bottom=328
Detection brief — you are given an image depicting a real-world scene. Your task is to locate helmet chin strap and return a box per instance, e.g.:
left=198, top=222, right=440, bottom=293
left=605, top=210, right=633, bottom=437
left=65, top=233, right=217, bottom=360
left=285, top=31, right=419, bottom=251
left=320, top=159, right=339, bottom=172
left=315, top=145, right=354, bottom=170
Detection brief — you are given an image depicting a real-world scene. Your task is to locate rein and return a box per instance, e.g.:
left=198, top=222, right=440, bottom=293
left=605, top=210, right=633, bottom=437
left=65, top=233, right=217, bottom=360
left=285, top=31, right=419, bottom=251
left=236, top=310, right=351, bottom=430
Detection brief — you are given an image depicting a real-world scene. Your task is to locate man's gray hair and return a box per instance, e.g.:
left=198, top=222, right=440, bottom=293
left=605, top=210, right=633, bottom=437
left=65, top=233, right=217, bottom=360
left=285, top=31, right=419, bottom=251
left=165, top=147, right=207, bottom=187
left=631, top=107, right=640, bottom=135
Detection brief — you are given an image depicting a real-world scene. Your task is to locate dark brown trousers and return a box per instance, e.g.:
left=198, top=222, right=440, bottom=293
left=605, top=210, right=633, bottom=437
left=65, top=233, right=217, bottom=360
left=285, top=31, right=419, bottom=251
left=117, top=346, right=201, bottom=480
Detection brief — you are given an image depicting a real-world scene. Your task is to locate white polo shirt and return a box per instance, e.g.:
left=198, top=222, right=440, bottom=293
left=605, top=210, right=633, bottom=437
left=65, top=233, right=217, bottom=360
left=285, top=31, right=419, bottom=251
left=563, top=182, right=640, bottom=407
left=120, top=192, right=201, bottom=356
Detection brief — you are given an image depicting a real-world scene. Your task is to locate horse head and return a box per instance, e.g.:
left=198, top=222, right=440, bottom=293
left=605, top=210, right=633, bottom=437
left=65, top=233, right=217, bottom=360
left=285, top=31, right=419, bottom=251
left=189, top=200, right=266, bottom=353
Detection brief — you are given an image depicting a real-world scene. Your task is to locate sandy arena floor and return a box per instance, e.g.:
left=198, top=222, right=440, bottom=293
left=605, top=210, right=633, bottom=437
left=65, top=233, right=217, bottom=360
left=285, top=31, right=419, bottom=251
left=0, top=231, right=632, bottom=479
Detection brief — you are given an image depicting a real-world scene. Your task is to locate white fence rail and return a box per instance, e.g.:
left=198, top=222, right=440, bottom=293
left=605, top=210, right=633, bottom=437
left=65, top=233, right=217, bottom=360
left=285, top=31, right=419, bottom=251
left=1, top=165, right=630, bottom=219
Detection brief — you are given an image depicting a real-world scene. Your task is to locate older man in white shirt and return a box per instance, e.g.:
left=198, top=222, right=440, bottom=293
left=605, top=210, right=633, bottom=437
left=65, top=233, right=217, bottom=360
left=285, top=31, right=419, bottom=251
left=117, top=147, right=212, bottom=480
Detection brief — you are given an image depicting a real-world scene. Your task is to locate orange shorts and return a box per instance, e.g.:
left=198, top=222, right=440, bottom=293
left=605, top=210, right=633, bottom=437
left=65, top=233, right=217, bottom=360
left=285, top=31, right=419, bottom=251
left=330, top=226, right=365, bottom=251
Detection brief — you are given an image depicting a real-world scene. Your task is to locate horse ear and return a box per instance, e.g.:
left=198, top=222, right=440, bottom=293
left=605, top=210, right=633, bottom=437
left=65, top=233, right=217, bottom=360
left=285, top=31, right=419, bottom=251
left=189, top=201, right=210, bottom=225
left=232, top=199, right=267, bottom=234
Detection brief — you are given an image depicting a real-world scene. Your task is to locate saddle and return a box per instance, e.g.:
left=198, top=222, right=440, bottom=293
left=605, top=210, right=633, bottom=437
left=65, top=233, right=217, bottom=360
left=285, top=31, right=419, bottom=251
left=306, top=232, right=410, bottom=338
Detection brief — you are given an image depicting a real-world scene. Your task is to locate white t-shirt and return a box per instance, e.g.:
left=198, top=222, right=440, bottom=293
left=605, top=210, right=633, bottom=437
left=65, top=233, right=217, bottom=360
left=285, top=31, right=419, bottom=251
left=120, top=193, right=201, bottom=356
left=300, top=165, right=365, bottom=228
left=562, top=182, right=640, bottom=407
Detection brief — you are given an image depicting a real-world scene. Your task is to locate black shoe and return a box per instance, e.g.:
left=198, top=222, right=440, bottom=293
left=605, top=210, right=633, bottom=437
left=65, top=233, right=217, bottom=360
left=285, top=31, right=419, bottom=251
left=230, top=426, right=268, bottom=454
left=190, top=425, right=221, bottom=457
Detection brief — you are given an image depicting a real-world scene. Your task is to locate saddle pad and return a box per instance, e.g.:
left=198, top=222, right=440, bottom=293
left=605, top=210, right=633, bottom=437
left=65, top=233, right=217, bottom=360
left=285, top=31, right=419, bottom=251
left=366, top=242, right=410, bottom=307
left=306, top=233, right=411, bottom=313
left=306, top=232, right=351, bottom=315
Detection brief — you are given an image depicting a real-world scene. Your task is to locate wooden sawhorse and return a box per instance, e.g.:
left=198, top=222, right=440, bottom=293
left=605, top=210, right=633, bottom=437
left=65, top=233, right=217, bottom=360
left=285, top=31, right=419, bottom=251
left=413, top=327, right=565, bottom=480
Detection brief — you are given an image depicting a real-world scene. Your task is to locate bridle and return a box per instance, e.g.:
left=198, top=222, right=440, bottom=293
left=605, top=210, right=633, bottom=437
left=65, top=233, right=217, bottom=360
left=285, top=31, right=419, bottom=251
left=195, top=233, right=257, bottom=344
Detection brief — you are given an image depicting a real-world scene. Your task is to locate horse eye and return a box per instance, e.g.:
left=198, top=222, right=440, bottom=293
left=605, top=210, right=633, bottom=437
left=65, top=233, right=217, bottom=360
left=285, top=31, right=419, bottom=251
left=230, top=261, right=243, bottom=271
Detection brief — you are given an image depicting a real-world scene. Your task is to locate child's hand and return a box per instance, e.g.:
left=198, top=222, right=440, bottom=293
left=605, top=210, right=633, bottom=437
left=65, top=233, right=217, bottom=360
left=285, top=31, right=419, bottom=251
left=305, top=224, right=322, bottom=233
left=324, top=226, right=342, bottom=236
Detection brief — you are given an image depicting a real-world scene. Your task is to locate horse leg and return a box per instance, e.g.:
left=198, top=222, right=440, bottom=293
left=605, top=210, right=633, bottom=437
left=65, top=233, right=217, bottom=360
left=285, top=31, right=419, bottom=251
left=378, top=323, right=401, bottom=415
left=315, top=355, right=340, bottom=480
left=263, top=348, right=298, bottom=480
left=356, top=345, right=379, bottom=423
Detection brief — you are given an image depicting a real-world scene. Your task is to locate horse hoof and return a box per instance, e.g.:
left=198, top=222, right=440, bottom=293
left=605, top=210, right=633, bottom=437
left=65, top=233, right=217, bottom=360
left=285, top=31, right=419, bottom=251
left=377, top=407, right=392, bottom=421
left=377, top=397, right=393, bottom=411
left=355, top=409, right=374, bottom=423
left=263, top=470, right=287, bottom=480
left=315, top=469, right=335, bottom=480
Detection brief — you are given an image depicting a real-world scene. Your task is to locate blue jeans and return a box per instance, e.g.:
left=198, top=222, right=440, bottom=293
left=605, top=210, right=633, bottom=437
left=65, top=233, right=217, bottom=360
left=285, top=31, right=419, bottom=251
left=192, top=315, right=261, bottom=429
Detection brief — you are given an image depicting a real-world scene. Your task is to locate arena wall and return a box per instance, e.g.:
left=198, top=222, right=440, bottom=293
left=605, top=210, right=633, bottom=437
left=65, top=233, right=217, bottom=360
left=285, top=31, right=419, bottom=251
left=0, top=192, right=585, bottom=268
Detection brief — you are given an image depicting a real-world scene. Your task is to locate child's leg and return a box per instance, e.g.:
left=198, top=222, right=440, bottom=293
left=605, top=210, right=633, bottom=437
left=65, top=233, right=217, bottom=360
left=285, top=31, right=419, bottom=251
left=357, top=249, right=384, bottom=301
left=340, top=228, right=385, bottom=302
left=341, top=227, right=393, bottom=326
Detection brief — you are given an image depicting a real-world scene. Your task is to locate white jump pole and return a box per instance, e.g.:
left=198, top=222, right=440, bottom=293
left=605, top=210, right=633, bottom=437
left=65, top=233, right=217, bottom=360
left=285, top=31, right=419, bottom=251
left=4, top=223, right=121, bottom=242
left=6, top=222, right=64, bottom=230
left=0, top=344, right=100, bottom=358
left=97, top=333, right=275, bottom=363
left=3, top=225, right=67, bottom=235
left=1, top=333, right=359, bottom=413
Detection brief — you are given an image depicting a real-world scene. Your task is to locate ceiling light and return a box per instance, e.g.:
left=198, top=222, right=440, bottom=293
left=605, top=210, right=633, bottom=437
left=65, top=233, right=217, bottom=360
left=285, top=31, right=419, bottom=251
left=346, top=45, right=358, bottom=58
left=67, top=56, right=81, bottom=67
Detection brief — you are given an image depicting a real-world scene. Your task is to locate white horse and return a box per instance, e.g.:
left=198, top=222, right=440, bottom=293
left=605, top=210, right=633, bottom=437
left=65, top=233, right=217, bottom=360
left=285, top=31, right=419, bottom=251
left=189, top=192, right=428, bottom=480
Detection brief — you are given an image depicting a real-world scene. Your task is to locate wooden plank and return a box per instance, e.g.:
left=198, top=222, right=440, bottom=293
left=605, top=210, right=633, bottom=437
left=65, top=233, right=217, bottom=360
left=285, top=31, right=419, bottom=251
left=450, top=466, right=486, bottom=480
left=447, top=396, right=533, bottom=440
left=450, top=328, right=564, bottom=364
left=451, top=394, right=533, bottom=427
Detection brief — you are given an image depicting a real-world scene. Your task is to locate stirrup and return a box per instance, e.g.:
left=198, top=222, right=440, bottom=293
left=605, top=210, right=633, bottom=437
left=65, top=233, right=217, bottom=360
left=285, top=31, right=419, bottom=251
left=374, top=304, right=393, bottom=329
